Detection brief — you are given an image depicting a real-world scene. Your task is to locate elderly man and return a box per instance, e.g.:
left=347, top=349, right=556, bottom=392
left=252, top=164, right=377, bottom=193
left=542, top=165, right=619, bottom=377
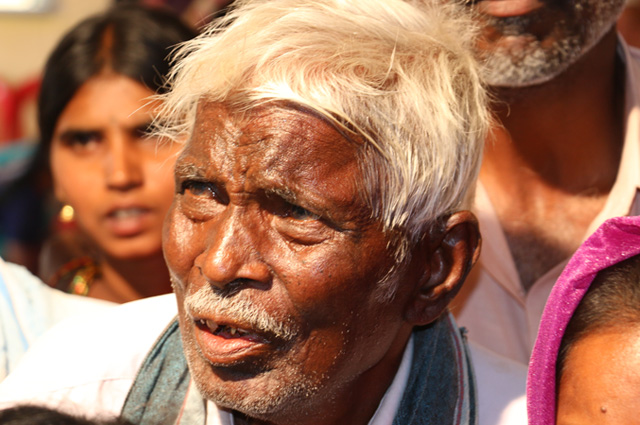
left=450, top=0, right=640, bottom=365
left=0, top=0, right=527, bottom=424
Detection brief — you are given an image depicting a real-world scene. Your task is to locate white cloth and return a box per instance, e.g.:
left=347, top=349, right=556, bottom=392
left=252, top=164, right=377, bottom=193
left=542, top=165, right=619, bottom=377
left=0, top=257, right=113, bottom=381
left=0, top=294, right=526, bottom=424
left=452, top=39, right=640, bottom=365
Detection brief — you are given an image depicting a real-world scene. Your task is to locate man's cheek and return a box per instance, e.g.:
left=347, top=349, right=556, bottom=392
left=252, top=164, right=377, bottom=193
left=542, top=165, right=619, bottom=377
left=163, top=208, right=204, bottom=277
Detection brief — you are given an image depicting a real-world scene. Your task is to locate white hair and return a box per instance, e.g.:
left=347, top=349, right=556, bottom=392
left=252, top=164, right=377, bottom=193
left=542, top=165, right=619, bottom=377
left=155, top=0, right=488, bottom=260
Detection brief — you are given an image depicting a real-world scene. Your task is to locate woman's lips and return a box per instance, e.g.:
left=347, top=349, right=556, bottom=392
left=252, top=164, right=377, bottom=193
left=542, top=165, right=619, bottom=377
left=104, top=206, right=152, bottom=236
left=475, top=0, right=543, bottom=17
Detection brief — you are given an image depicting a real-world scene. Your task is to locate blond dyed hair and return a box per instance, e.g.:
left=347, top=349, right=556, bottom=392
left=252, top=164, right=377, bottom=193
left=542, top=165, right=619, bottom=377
left=155, top=0, right=488, bottom=261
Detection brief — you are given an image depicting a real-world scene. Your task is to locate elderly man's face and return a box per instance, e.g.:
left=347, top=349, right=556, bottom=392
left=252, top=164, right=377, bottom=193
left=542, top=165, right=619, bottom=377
left=163, top=103, right=418, bottom=422
left=465, top=0, right=625, bottom=87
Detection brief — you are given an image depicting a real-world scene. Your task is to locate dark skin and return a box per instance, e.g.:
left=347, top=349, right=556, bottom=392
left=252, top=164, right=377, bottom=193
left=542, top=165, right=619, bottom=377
left=618, top=5, right=640, bottom=48
left=479, top=27, right=624, bottom=290
left=164, top=102, right=480, bottom=425
left=49, top=74, right=178, bottom=302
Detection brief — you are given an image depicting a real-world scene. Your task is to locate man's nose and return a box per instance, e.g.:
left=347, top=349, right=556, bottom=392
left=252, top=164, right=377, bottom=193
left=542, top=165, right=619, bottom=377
left=197, top=207, right=271, bottom=291
left=105, top=136, right=143, bottom=190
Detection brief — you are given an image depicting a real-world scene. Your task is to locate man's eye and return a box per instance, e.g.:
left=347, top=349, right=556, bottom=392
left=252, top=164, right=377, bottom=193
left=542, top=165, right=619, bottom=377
left=287, top=204, right=320, bottom=221
left=181, top=181, right=215, bottom=198
left=180, top=180, right=229, bottom=204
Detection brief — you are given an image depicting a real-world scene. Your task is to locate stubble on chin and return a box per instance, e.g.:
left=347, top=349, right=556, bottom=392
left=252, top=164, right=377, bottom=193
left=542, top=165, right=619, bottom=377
left=184, top=334, right=325, bottom=421
left=479, top=1, right=624, bottom=88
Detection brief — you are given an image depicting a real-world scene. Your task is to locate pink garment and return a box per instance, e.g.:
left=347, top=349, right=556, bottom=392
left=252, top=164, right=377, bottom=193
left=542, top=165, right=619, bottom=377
left=527, top=215, right=640, bottom=424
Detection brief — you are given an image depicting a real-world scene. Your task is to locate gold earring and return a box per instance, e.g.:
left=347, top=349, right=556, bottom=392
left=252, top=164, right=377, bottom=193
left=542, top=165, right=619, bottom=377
left=58, top=205, right=75, bottom=223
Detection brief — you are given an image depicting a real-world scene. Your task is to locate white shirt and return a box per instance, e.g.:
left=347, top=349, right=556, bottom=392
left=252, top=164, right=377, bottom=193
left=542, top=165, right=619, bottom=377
left=0, top=294, right=526, bottom=424
left=0, top=257, right=113, bottom=381
left=452, top=39, right=640, bottom=365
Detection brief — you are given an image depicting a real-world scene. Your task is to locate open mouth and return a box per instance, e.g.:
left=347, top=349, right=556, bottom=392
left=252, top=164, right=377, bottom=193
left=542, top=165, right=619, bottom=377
left=195, top=318, right=268, bottom=343
left=104, top=206, right=152, bottom=236
left=108, top=207, right=148, bottom=219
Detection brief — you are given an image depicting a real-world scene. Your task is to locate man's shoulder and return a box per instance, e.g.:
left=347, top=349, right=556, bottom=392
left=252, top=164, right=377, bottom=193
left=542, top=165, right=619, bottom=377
left=0, top=258, right=116, bottom=379
left=0, top=294, right=178, bottom=418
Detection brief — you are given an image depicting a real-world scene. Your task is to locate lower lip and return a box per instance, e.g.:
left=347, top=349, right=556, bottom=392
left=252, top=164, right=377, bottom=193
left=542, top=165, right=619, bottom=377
left=194, top=324, right=270, bottom=365
left=104, top=209, right=152, bottom=237
left=476, top=0, right=543, bottom=17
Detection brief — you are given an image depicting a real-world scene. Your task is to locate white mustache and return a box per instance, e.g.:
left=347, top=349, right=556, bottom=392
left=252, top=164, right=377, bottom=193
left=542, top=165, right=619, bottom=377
left=183, top=285, right=297, bottom=341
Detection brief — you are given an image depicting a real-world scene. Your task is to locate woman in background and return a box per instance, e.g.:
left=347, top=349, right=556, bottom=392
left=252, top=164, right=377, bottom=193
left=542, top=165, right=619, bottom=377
left=38, top=4, right=196, bottom=302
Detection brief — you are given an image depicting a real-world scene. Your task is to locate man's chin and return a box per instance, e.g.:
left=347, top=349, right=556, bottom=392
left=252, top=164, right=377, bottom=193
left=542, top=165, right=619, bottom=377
left=190, top=365, right=319, bottom=421
left=481, top=41, right=578, bottom=88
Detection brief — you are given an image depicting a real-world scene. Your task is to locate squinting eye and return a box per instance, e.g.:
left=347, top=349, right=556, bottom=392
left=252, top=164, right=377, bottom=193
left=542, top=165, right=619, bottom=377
left=288, top=204, right=320, bottom=221
left=180, top=180, right=229, bottom=205
left=182, top=180, right=215, bottom=198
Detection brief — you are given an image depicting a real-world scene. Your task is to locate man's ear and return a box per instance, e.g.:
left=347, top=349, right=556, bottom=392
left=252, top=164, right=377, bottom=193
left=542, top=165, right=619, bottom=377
left=404, top=211, right=481, bottom=326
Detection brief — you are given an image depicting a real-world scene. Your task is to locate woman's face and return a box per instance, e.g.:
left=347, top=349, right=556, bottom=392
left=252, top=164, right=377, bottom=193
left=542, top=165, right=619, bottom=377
left=50, top=73, right=182, bottom=260
left=557, top=328, right=640, bottom=424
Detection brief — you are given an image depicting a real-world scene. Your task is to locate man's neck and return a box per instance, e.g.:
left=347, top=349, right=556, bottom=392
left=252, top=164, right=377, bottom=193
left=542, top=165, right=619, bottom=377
left=485, top=28, right=624, bottom=191
left=480, top=28, right=626, bottom=289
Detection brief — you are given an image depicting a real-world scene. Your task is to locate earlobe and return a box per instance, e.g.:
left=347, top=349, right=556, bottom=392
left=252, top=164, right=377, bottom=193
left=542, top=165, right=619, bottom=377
left=53, top=182, right=67, bottom=204
left=404, top=211, right=481, bottom=326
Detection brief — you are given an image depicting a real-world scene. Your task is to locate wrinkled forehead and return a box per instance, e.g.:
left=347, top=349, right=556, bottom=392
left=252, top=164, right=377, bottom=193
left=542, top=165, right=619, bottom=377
left=187, top=100, right=360, bottom=163
left=179, top=101, right=369, bottom=212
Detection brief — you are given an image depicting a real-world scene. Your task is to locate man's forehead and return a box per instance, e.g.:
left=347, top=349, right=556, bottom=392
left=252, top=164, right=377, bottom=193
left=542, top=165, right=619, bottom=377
left=191, top=101, right=354, bottom=147
left=178, top=101, right=370, bottom=219
left=185, top=101, right=362, bottom=173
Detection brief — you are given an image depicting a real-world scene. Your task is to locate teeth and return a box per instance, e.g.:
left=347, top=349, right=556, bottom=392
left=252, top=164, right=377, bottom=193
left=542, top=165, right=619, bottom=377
left=112, top=208, right=143, bottom=219
left=197, top=318, right=251, bottom=337
left=206, top=319, right=219, bottom=333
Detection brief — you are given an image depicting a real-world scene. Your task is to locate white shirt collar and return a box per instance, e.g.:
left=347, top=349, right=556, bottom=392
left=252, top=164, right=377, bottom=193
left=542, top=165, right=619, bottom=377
left=367, top=334, right=414, bottom=425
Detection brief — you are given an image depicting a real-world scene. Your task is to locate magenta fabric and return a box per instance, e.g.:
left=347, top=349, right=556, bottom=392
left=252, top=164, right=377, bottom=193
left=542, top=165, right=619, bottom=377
left=527, top=215, right=640, bottom=424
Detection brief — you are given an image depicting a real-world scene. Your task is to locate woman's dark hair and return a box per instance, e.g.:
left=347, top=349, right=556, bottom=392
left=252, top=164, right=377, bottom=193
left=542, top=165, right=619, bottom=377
left=0, top=5, right=195, bottom=267
left=557, top=254, right=640, bottom=382
left=38, top=3, right=197, bottom=150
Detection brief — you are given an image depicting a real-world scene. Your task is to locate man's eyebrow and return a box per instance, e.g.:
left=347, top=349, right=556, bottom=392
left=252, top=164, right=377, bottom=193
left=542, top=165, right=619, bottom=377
left=175, top=162, right=206, bottom=180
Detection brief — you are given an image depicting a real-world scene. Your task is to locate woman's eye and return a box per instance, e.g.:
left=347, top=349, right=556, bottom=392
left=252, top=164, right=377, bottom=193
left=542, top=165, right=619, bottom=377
left=287, top=204, right=320, bottom=221
left=60, top=130, right=101, bottom=147
left=134, top=123, right=154, bottom=139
